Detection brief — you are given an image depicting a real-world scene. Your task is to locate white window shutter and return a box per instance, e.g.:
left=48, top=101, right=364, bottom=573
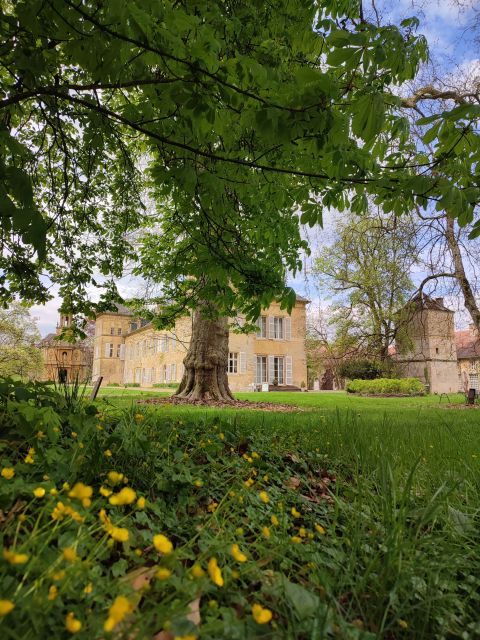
left=239, top=352, right=247, bottom=374
left=171, top=363, right=177, bottom=381
left=104, top=342, right=110, bottom=357
left=119, top=344, right=125, bottom=360
left=268, top=316, right=274, bottom=339
left=286, top=355, right=293, bottom=385
left=268, top=355, right=275, bottom=383
left=285, top=317, right=291, bottom=340
left=95, top=345, right=99, bottom=358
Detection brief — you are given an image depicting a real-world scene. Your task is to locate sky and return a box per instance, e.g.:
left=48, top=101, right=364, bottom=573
left=31, top=0, right=479, bottom=336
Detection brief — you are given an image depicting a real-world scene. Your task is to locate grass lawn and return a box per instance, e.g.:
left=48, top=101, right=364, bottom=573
left=2, top=384, right=479, bottom=638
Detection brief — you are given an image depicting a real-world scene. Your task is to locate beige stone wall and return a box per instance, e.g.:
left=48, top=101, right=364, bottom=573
left=93, top=302, right=308, bottom=390
left=396, top=308, right=458, bottom=393
left=41, top=345, right=92, bottom=382
left=457, top=359, right=479, bottom=393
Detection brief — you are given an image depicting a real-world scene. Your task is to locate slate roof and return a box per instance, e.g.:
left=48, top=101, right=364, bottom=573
left=408, top=293, right=452, bottom=312
left=455, top=328, right=480, bottom=359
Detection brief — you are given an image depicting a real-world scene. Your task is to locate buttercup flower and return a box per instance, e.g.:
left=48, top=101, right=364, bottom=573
left=3, top=549, right=29, bottom=565
left=100, top=486, right=112, bottom=497
left=65, top=612, right=82, bottom=633
left=84, top=583, right=93, bottom=594
left=291, top=536, right=302, bottom=544
left=104, top=595, right=134, bottom=632
left=153, top=534, right=173, bottom=554
left=291, top=507, right=301, bottom=518
left=258, top=491, right=269, bottom=504
left=48, top=585, right=58, bottom=601
left=230, top=544, right=247, bottom=563
left=0, top=600, right=15, bottom=616
left=51, top=502, right=84, bottom=524
left=398, top=619, right=408, bottom=629
left=107, top=471, right=124, bottom=485
left=156, top=567, right=172, bottom=580
left=252, top=604, right=272, bottom=624
left=68, top=483, right=93, bottom=507
left=207, top=502, right=218, bottom=512
left=53, top=570, right=66, bottom=581
left=271, top=515, right=279, bottom=526
left=191, top=564, right=205, bottom=578
left=136, top=496, right=146, bottom=509
left=1, top=468, right=14, bottom=480
left=104, top=449, right=112, bottom=458
left=99, top=509, right=129, bottom=542
left=109, top=487, right=136, bottom=506
left=33, top=487, right=46, bottom=498
left=193, top=479, right=203, bottom=487
left=315, top=523, right=326, bottom=535
left=63, top=547, right=78, bottom=562
left=207, top=557, right=224, bottom=587
left=262, top=526, right=271, bottom=538
left=24, top=447, right=35, bottom=464
left=134, top=413, right=145, bottom=422
left=244, top=478, right=254, bottom=488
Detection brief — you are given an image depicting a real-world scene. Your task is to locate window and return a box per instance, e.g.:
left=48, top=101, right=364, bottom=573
left=116, top=344, right=121, bottom=358
left=273, top=317, right=284, bottom=340
left=469, top=373, right=478, bottom=390
left=228, top=352, right=238, bottom=374
left=110, top=327, right=115, bottom=335
left=256, top=316, right=267, bottom=338
left=109, top=343, right=113, bottom=358
left=435, top=347, right=439, bottom=355
left=159, top=335, right=168, bottom=352
left=117, top=327, right=122, bottom=336
left=273, top=356, right=284, bottom=384
left=469, top=360, right=478, bottom=373
left=256, top=356, right=267, bottom=384
left=130, top=322, right=138, bottom=332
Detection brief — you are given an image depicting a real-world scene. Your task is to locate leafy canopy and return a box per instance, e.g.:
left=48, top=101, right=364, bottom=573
left=0, top=1, right=478, bottom=323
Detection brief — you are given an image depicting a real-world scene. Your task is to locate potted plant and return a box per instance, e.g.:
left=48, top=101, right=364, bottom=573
left=300, top=380, right=306, bottom=392
left=272, top=377, right=278, bottom=387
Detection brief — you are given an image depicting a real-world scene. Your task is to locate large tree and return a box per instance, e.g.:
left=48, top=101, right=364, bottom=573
left=1, top=1, right=479, bottom=399
left=315, top=210, right=419, bottom=360
left=0, top=303, right=42, bottom=378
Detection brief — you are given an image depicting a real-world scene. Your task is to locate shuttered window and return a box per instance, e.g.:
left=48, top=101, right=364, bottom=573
left=228, top=352, right=238, bottom=374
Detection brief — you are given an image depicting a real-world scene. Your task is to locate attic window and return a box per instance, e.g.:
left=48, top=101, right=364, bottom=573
left=435, top=347, right=439, bottom=355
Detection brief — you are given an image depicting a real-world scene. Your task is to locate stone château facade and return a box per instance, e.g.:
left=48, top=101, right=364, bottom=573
left=38, top=315, right=94, bottom=382
left=92, top=299, right=309, bottom=391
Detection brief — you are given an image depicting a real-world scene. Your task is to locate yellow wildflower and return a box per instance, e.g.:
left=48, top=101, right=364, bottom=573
left=262, top=526, right=271, bottom=538
left=68, top=483, right=93, bottom=507
left=71, top=432, right=78, bottom=438
left=53, top=570, right=66, bottom=581
left=18, top=514, right=26, bottom=522
left=258, top=491, right=269, bottom=504
left=109, top=487, right=136, bottom=506
left=207, top=557, right=224, bottom=587
left=24, top=447, right=35, bottom=464
left=174, top=635, right=197, bottom=640
left=65, top=612, right=82, bottom=633
left=271, top=515, right=279, bottom=526
left=100, top=486, right=112, bottom=497
left=191, top=564, right=205, bottom=578
left=398, top=619, right=408, bottom=629
left=107, top=471, right=124, bottom=485
left=99, top=509, right=130, bottom=542
left=134, top=548, right=142, bottom=557
left=299, top=527, right=307, bottom=537
left=3, top=549, right=29, bottom=565
left=103, top=595, right=134, bottom=632
left=230, top=543, right=247, bottom=563
left=315, top=523, right=326, bottom=535
left=153, top=534, right=173, bottom=555
left=63, top=547, right=78, bottom=562
left=62, top=482, right=70, bottom=491
left=252, top=604, right=273, bottom=624
left=36, top=430, right=45, bottom=439
left=235, top=527, right=244, bottom=536
left=0, top=600, right=15, bottom=616
left=1, top=468, right=14, bottom=480
left=207, top=501, right=218, bottom=513
left=219, top=433, right=225, bottom=440
left=51, top=502, right=84, bottom=524
left=263, top=474, right=269, bottom=482
left=291, top=536, right=302, bottom=544
left=79, top=442, right=84, bottom=449
left=50, top=488, right=58, bottom=496
left=48, top=585, right=58, bottom=601
left=252, top=452, right=259, bottom=459
left=156, top=567, right=172, bottom=580
left=291, top=507, right=301, bottom=518
left=244, top=478, right=254, bottom=488
left=136, top=496, right=146, bottom=509
left=104, top=449, right=112, bottom=458
left=231, top=569, right=240, bottom=579
left=193, top=479, right=203, bottom=487
left=84, top=583, right=93, bottom=594
left=33, top=487, right=46, bottom=498
left=134, top=413, right=145, bottom=422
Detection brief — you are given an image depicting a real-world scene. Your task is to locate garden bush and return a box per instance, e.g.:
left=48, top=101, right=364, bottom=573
left=346, top=377, right=425, bottom=395
left=124, top=383, right=140, bottom=388
left=152, top=383, right=178, bottom=388
left=339, top=359, right=383, bottom=380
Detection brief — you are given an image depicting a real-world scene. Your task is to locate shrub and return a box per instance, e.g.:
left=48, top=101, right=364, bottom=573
left=152, top=383, right=178, bottom=388
left=339, top=360, right=383, bottom=380
left=109, top=382, right=120, bottom=387
left=124, top=382, right=140, bottom=387
left=346, top=377, right=425, bottom=395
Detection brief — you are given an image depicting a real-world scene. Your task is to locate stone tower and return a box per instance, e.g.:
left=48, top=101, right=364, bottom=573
left=395, top=294, right=458, bottom=393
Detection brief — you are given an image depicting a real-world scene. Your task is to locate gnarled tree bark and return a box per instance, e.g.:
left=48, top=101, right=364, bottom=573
left=174, top=307, right=234, bottom=402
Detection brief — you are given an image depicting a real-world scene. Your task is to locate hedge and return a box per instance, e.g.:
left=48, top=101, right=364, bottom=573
left=346, top=377, right=425, bottom=395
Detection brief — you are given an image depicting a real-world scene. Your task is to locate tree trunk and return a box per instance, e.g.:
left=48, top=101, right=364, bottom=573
left=445, top=217, right=480, bottom=332
left=174, top=308, right=234, bottom=402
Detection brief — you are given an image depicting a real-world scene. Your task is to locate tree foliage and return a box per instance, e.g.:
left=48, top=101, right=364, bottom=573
left=0, top=303, right=42, bottom=378
left=0, top=1, right=478, bottom=328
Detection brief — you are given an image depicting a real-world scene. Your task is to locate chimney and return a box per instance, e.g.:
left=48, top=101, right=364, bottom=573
left=435, top=297, right=444, bottom=306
